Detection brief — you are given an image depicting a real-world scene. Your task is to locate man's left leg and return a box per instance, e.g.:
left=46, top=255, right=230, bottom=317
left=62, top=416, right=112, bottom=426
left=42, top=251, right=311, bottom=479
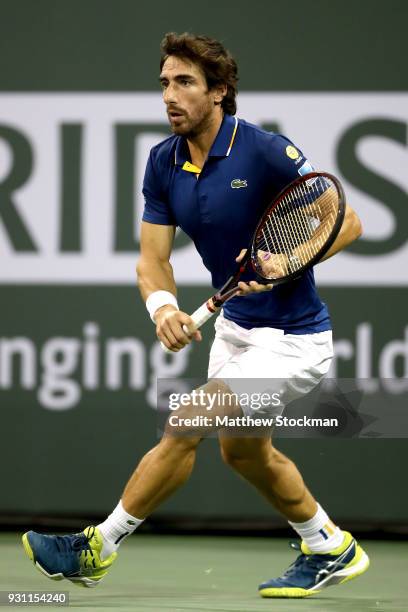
left=219, top=434, right=370, bottom=598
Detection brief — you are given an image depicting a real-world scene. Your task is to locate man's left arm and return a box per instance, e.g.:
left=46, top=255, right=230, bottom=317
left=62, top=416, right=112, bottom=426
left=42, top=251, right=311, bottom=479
left=319, top=203, right=362, bottom=262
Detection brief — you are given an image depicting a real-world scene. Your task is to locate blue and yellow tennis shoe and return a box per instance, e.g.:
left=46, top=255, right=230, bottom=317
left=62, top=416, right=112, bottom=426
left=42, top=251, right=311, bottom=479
left=22, top=526, right=116, bottom=588
left=258, top=531, right=369, bottom=598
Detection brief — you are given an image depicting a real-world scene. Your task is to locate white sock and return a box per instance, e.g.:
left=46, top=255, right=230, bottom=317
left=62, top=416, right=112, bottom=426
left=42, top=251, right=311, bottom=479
left=97, top=500, right=144, bottom=559
left=289, top=504, right=345, bottom=553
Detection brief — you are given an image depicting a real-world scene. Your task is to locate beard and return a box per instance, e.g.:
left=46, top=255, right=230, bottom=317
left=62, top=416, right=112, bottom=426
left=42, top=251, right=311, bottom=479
left=168, top=100, right=214, bottom=138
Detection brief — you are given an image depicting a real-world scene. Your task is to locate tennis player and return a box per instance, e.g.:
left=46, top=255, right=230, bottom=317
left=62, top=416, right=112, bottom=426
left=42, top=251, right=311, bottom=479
left=22, top=32, right=369, bottom=598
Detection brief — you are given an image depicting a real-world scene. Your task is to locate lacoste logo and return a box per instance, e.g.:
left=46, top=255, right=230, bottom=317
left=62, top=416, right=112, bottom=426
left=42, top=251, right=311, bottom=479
left=231, top=178, right=248, bottom=189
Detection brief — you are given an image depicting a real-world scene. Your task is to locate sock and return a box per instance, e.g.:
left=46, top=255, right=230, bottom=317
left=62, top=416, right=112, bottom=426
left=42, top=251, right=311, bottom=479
left=288, top=503, right=345, bottom=554
left=97, top=500, right=144, bottom=559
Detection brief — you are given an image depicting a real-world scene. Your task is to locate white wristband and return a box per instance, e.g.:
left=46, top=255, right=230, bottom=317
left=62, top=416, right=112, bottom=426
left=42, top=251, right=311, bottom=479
left=146, top=290, right=179, bottom=323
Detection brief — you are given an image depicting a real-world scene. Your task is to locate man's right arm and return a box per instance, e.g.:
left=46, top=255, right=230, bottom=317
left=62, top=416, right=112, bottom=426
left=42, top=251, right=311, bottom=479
left=137, top=221, right=201, bottom=351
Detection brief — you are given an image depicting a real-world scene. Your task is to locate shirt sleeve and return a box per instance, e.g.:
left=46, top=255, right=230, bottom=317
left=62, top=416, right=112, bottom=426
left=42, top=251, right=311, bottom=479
left=142, top=150, right=176, bottom=225
left=268, top=134, right=315, bottom=193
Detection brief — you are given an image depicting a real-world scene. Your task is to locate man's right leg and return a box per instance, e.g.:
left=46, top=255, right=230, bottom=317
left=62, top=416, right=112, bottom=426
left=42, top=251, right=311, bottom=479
left=97, top=434, right=202, bottom=558
left=97, top=377, right=241, bottom=557
left=22, top=378, right=241, bottom=587
left=21, top=434, right=201, bottom=587
left=123, top=434, right=202, bottom=518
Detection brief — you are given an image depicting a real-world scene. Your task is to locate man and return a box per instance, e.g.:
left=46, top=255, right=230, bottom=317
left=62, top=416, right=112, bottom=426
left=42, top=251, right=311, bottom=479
left=22, top=32, right=369, bottom=598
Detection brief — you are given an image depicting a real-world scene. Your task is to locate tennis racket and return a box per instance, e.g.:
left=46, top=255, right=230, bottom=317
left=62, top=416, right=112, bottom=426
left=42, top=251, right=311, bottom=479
left=161, top=171, right=345, bottom=351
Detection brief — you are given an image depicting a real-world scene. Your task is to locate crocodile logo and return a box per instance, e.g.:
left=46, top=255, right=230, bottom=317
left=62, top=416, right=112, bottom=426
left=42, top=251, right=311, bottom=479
left=231, top=178, right=248, bottom=189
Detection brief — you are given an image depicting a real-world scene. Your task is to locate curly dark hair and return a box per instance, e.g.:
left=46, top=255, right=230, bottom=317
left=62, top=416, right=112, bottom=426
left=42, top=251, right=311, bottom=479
left=160, top=32, right=238, bottom=115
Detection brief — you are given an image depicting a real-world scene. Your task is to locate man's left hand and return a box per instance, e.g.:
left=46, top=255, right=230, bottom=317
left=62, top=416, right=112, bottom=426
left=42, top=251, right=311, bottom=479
left=235, top=249, right=274, bottom=296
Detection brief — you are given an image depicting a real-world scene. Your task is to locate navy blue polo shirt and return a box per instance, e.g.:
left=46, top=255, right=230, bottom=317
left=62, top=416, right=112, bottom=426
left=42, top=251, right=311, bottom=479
left=142, top=113, right=331, bottom=334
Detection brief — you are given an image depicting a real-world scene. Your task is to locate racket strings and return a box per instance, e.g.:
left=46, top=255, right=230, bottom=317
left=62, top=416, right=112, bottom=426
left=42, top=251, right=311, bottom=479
left=254, top=177, right=339, bottom=279
left=256, top=191, right=328, bottom=256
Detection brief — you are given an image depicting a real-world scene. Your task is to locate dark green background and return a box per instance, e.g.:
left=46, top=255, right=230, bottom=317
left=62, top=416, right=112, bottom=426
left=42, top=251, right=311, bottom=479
left=0, top=0, right=407, bottom=91
left=0, top=0, right=407, bottom=526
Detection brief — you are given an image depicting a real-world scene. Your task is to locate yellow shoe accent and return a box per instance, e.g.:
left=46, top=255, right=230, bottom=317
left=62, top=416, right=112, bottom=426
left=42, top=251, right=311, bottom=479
left=22, top=533, right=34, bottom=562
left=301, top=530, right=354, bottom=556
left=259, top=586, right=319, bottom=598
left=74, top=526, right=117, bottom=587
left=337, top=543, right=370, bottom=585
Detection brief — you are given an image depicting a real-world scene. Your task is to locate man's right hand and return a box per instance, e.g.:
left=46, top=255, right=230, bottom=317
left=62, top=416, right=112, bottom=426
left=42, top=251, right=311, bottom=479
left=154, top=305, right=202, bottom=352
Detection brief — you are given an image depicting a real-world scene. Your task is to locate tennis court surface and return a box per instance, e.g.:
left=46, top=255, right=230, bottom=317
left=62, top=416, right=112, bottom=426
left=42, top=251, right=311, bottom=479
left=2, top=533, right=407, bottom=611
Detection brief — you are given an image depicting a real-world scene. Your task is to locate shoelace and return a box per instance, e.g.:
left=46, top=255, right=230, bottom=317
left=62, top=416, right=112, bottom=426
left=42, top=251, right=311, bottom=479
left=281, top=542, right=327, bottom=578
left=54, top=527, right=95, bottom=556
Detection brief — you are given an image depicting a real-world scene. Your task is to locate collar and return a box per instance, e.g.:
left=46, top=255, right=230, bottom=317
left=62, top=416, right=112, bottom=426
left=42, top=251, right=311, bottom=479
left=174, top=114, right=239, bottom=172
left=208, top=113, right=239, bottom=158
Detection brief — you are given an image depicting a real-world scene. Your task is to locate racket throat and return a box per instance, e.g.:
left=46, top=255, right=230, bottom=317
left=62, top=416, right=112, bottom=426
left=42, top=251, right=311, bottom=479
left=206, top=298, right=220, bottom=312
left=215, top=262, right=248, bottom=306
left=213, top=286, right=240, bottom=306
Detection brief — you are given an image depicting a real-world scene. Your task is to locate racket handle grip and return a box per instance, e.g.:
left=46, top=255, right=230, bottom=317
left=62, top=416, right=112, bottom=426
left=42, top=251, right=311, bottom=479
left=160, top=301, right=218, bottom=353
left=189, top=301, right=217, bottom=329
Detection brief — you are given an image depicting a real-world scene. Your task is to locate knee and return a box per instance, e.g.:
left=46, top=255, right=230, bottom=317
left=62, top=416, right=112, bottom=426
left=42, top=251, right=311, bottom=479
left=160, top=433, right=202, bottom=455
left=219, top=438, right=274, bottom=470
left=219, top=441, right=241, bottom=467
left=220, top=446, right=245, bottom=471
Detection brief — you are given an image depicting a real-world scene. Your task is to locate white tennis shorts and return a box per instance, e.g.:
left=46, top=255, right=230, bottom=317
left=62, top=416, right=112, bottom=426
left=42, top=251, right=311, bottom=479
left=208, top=311, right=333, bottom=417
